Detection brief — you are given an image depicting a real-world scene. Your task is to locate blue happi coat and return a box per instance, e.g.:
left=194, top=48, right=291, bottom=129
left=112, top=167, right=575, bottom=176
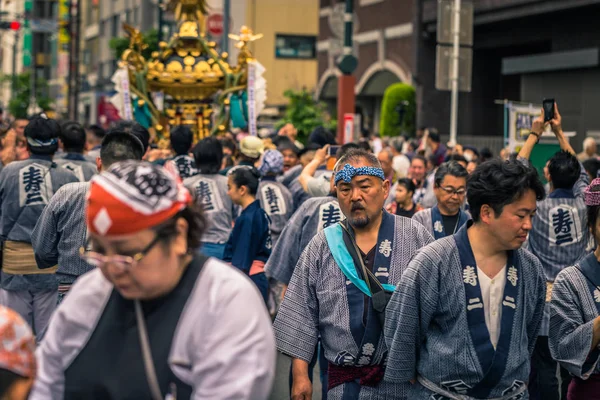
left=385, top=223, right=546, bottom=399
left=549, top=252, right=600, bottom=379
left=0, top=155, right=79, bottom=291
left=274, top=211, right=433, bottom=399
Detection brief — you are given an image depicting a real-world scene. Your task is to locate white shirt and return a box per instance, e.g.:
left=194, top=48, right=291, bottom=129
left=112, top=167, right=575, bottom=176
left=477, top=265, right=507, bottom=348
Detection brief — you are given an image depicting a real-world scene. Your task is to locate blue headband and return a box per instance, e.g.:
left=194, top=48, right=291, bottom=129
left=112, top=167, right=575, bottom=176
left=334, top=163, right=385, bottom=185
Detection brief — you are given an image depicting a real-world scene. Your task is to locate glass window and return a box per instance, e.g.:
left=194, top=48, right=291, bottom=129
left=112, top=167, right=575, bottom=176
left=111, top=15, right=119, bottom=37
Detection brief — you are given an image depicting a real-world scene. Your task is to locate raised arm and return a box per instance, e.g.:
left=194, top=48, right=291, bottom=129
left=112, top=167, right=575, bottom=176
left=518, top=110, right=546, bottom=160
left=551, top=103, right=576, bottom=156
left=299, top=145, right=329, bottom=192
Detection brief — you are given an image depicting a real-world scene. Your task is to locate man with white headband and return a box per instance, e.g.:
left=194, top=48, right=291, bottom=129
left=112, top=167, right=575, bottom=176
left=274, top=149, right=433, bottom=399
left=0, top=116, right=78, bottom=341
left=31, top=161, right=275, bottom=399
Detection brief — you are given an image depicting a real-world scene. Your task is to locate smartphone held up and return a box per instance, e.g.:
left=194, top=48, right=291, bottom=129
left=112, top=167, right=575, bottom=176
left=543, top=98, right=555, bottom=122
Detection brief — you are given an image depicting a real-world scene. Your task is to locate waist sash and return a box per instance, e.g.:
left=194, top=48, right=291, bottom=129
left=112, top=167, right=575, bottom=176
left=417, top=375, right=527, bottom=400
left=249, top=260, right=265, bottom=276
left=328, top=362, right=384, bottom=391
left=2, top=241, right=57, bottom=275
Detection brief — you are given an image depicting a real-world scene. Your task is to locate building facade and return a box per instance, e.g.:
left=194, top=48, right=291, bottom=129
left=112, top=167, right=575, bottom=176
left=316, top=0, right=414, bottom=134
left=417, top=0, right=600, bottom=150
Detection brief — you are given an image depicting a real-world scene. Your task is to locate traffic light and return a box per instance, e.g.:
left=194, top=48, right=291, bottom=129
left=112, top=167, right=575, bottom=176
left=0, top=21, right=21, bottom=30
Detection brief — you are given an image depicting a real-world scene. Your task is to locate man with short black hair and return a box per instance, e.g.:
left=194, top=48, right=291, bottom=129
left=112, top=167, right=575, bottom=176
left=31, top=131, right=145, bottom=303
left=0, top=116, right=79, bottom=339
left=518, top=104, right=588, bottom=400
left=274, top=149, right=433, bottom=399
left=56, top=121, right=97, bottom=181
left=385, top=157, right=547, bottom=399
left=167, top=125, right=198, bottom=178
left=185, top=137, right=235, bottom=260
left=413, top=161, right=470, bottom=239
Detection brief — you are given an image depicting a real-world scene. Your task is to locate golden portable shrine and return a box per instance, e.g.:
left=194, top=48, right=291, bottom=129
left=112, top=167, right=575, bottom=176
left=113, top=0, right=265, bottom=146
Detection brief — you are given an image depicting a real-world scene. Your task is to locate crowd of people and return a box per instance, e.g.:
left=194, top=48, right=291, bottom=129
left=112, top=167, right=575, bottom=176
left=0, top=102, right=597, bottom=399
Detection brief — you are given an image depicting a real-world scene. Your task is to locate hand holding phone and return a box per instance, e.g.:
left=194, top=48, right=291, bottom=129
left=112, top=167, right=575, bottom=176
left=327, top=145, right=341, bottom=157
left=543, top=98, right=555, bottom=122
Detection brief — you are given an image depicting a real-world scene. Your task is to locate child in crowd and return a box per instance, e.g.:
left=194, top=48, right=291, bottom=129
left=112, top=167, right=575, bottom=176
left=224, top=166, right=272, bottom=303
left=386, top=177, right=423, bottom=218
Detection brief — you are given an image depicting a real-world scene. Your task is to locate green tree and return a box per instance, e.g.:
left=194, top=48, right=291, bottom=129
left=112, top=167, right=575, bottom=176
left=109, top=28, right=159, bottom=60
left=276, top=88, right=337, bottom=141
left=1, top=72, right=51, bottom=119
left=379, top=83, right=416, bottom=137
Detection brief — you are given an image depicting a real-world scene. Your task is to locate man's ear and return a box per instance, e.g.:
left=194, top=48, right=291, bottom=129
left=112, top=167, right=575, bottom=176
left=96, top=156, right=102, bottom=172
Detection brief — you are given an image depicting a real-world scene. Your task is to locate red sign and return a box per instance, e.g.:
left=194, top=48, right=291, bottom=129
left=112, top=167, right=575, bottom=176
left=206, top=13, right=224, bottom=37
left=343, top=114, right=354, bottom=144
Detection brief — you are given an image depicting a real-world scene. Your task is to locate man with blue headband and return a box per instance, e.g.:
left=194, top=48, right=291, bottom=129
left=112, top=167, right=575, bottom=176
left=274, top=148, right=433, bottom=399
left=0, top=115, right=78, bottom=341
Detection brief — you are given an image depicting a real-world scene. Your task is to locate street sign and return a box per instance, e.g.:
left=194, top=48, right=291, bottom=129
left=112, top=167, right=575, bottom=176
left=435, top=44, right=472, bottom=92
left=275, top=34, right=316, bottom=59
left=206, top=13, right=224, bottom=37
left=437, top=0, right=473, bottom=46
left=344, top=114, right=354, bottom=144
left=22, top=27, right=32, bottom=67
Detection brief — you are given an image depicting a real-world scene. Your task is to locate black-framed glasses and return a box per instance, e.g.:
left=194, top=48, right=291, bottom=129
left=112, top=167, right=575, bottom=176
left=79, top=234, right=163, bottom=272
left=439, top=186, right=467, bottom=196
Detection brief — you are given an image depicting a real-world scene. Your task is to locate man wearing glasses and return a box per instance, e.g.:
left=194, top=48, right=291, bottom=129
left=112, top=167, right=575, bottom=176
left=412, top=161, right=470, bottom=240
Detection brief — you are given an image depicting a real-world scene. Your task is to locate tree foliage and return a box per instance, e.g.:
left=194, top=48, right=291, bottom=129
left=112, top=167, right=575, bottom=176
left=1, top=72, right=51, bottom=119
left=276, top=88, right=337, bottom=140
left=109, top=28, right=159, bottom=61
left=379, top=83, right=416, bottom=137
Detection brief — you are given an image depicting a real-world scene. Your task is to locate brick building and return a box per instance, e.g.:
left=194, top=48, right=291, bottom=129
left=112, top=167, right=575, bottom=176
left=318, top=0, right=600, bottom=150
left=316, top=0, right=415, bottom=134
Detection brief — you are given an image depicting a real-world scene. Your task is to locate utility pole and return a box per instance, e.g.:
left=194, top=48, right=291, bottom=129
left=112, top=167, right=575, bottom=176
left=222, top=0, right=230, bottom=53
left=67, top=0, right=81, bottom=120
left=336, top=0, right=358, bottom=144
left=158, top=0, right=164, bottom=43
left=12, top=29, right=18, bottom=94
left=449, top=0, right=461, bottom=146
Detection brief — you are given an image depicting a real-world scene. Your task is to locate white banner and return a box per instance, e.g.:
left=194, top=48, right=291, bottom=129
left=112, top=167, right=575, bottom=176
left=247, top=61, right=256, bottom=136
left=109, top=68, right=133, bottom=121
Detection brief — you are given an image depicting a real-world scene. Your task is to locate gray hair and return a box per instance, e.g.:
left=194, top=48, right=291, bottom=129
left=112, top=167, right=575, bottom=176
left=334, top=149, right=382, bottom=172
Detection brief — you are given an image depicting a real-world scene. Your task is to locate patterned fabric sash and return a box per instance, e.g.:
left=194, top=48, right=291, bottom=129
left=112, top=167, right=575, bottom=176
left=431, top=206, right=470, bottom=240
left=327, top=362, right=384, bottom=391
left=323, top=210, right=395, bottom=366
left=576, top=252, right=600, bottom=314
left=417, top=375, right=527, bottom=400
left=454, top=223, right=520, bottom=398
left=2, top=241, right=57, bottom=275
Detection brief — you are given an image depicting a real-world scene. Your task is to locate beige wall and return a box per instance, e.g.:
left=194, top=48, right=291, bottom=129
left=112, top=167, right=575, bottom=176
left=246, top=0, right=319, bottom=105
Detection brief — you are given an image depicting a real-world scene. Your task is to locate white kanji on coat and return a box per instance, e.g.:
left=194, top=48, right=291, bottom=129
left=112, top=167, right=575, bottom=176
left=463, top=266, right=477, bottom=286
left=434, top=220, right=444, bottom=233
left=378, top=239, right=392, bottom=257
left=358, top=356, right=371, bottom=366
left=507, top=266, right=518, bottom=287
left=594, top=288, right=600, bottom=303
left=362, top=343, right=375, bottom=356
